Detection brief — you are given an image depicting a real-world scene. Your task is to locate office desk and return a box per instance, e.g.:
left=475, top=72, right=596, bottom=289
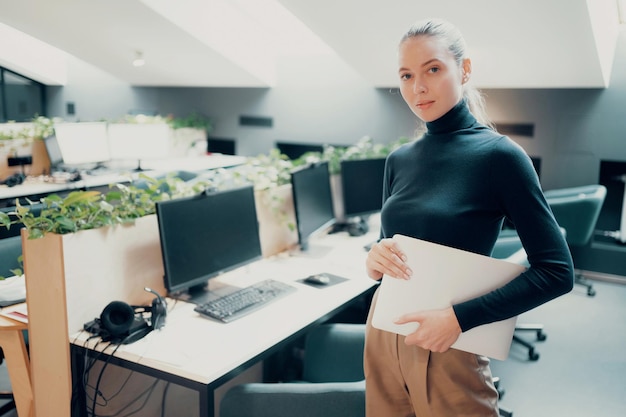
left=70, top=228, right=378, bottom=417
left=0, top=154, right=247, bottom=205
left=0, top=172, right=134, bottom=205
left=0, top=313, right=33, bottom=417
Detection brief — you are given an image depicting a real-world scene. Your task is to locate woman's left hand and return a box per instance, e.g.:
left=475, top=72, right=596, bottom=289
left=394, top=307, right=462, bottom=352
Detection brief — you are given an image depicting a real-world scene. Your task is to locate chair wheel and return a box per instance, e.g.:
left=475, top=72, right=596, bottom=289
left=528, top=349, right=540, bottom=361
left=536, top=331, right=547, bottom=341
left=587, top=288, right=596, bottom=297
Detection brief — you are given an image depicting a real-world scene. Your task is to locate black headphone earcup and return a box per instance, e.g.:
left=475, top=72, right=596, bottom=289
left=150, top=297, right=167, bottom=330
left=100, top=301, right=136, bottom=336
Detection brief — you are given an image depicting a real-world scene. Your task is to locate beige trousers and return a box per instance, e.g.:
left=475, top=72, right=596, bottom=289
left=364, top=289, right=499, bottom=417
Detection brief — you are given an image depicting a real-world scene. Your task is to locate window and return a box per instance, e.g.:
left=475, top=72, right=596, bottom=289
left=0, top=66, right=46, bottom=122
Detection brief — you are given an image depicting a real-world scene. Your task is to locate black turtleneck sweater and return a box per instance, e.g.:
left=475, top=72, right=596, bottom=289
left=380, top=100, right=574, bottom=332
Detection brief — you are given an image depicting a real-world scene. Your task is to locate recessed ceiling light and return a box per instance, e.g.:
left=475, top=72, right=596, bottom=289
left=133, top=50, right=145, bottom=67
left=619, top=0, right=626, bottom=24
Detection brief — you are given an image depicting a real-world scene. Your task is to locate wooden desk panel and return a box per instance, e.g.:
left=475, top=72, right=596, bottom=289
left=0, top=315, right=33, bottom=417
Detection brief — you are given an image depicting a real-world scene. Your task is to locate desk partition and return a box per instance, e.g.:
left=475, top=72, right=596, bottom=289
left=23, top=210, right=379, bottom=417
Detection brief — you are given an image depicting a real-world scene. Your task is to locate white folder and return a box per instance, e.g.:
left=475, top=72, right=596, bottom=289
left=371, top=234, right=526, bottom=360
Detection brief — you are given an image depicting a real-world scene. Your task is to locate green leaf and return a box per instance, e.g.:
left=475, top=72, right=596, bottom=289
left=61, top=191, right=101, bottom=206
left=0, top=211, right=11, bottom=227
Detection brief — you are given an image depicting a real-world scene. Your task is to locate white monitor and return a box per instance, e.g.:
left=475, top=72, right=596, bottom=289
left=107, top=123, right=171, bottom=163
left=53, top=122, right=111, bottom=166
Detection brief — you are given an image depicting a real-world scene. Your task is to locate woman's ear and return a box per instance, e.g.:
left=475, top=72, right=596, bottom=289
left=461, top=58, right=472, bottom=83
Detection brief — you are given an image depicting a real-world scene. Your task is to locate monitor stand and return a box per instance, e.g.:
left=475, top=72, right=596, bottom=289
left=329, top=216, right=370, bottom=237
left=134, top=159, right=145, bottom=172
left=169, top=280, right=242, bottom=305
left=289, top=239, right=334, bottom=259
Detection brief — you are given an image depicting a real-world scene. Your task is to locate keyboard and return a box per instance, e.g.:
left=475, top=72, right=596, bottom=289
left=194, top=279, right=296, bottom=323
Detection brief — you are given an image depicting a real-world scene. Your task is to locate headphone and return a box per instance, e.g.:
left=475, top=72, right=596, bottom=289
left=2, top=173, right=25, bottom=187
left=85, top=287, right=167, bottom=344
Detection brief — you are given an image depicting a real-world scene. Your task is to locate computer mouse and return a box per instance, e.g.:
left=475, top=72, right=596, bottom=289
left=305, top=273, right=331, bottom=285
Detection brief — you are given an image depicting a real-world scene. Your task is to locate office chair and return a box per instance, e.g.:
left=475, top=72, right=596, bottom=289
left=0, top=235, right=25, bottom=416
left=492, top=229, right=545, bottom=361
left=0, top=352, right=16, bottom=416
left=220, top=323, right=513, bottom=417
left=220, top=323, right=365, bottom=417
left=543, top=184, right=607, bottom=297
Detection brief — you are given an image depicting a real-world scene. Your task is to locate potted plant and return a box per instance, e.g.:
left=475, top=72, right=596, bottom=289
left=225, top=149, right=299, bottom=257
left=166, top=112, right=213, bottom=157
left=282, top=136, right=411, bottom=220
left=1, top=172, right=212, bottom=239
left=0, top=172, right=217, bottom=416
left=113, top=112, right=213, bottom=157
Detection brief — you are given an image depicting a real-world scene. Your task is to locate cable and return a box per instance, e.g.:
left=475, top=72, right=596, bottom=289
left=160, top=382, right=171, bottom=417
left=90, top=340, right=125, bottom=416
left=87, top=378, right=161, bottom=417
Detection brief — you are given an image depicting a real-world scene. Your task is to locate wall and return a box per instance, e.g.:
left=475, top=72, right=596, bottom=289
left=45, top=51, right=418, bottom=157
left=45, top=31, right=626, bottom=190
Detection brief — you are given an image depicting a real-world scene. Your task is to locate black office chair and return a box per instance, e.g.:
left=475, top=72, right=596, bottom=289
left=220, top=323, right=365, bottom=417
left=0, top=352, right=16, bottom=416
left=543, top=184, right=607, bottom=297
left=220, top=323, right=513, bottom=417
left=492, top=229, right=545, bottom=361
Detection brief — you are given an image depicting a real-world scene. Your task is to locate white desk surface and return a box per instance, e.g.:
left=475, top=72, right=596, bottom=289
left=140, top=154, right=247, bottom=172
left=0, top=154, right=246, bottom=201
left=71, top=224, right=378, bottom=386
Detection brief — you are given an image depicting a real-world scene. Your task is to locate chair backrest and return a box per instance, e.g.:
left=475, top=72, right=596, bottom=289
left=491, top=229, right=523, bottom=259
left=0, top=236, right=23, bottom=276
left=302, top=323, right=365, bottom=383
left=543, top=185, right=607, bottom=247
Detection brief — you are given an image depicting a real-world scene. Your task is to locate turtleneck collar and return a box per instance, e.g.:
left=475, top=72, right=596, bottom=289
left=425, top=99, right=477, bottom=135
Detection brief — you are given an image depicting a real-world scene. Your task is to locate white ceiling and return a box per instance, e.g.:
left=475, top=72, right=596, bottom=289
left=0, top=0, right=622, bottom=89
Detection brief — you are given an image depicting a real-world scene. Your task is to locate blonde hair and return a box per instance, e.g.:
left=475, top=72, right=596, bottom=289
left=400, top=18, right=494, bottom=129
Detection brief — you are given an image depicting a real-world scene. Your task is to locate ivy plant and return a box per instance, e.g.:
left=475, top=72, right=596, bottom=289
left=0, top=173, right=213, bottom=240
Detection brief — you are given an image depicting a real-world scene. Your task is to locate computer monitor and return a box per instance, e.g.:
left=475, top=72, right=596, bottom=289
left=337, top=157, right=386, bottom=235
left=43, top=134, right=64, bottom=172
left=155, top=185, right=263, bottom=304
left=107, top=123, right=170, bottom=170
left=207, top=137, right=236, bottom=155
left=290, top=161, right=335, bottom=251
left=276, top=141, right=324, bottom=160
left=53, top=122, right=111, bottom=167
left=341, top=157, right=386, bottom=218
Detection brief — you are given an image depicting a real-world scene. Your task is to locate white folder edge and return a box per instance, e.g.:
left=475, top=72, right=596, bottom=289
left=371, top=234, right=527, bottom=360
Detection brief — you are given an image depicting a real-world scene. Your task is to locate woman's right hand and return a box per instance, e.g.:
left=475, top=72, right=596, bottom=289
left=365, top=238, right=412, bottom=281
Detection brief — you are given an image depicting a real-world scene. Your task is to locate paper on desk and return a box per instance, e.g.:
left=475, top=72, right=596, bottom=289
left=371, top=234, right=526, bottom=360
left=0, top=302, right=28, bottom=323
left=0, top=275, right=26, bottom=307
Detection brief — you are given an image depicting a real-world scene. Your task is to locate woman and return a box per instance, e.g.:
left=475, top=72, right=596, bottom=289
left=364, top=18, right=574, bottom=416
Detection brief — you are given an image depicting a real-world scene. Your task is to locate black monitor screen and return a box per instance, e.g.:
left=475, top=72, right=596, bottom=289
left=207, top=137, right=236, bottom=155
left=156, top=185, right=262, bottom=298
left=341, top=158, right=386, bottom=218
left=44, top=135, right=64, bottom=169
left=276, top=141, right=324, bottom=160
left=290, top=161, right=335, bottom=250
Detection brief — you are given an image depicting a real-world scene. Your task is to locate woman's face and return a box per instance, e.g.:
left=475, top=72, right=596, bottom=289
left=398, top=35, right=469, bottom=122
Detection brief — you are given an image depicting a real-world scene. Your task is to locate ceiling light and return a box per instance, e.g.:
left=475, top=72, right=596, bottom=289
left=132, top=51, right=145, bottom=67
left=619, top=0, right=626, bottom=24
